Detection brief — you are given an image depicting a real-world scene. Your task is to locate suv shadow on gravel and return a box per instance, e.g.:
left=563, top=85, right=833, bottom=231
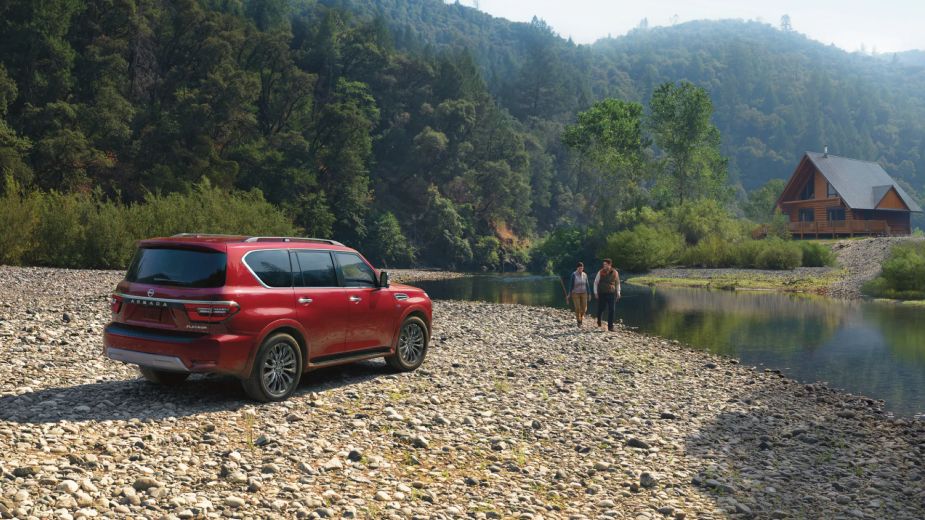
left=0, top=360, right=391, bottom=424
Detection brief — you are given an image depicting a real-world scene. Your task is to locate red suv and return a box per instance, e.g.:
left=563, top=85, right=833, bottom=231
left=103, top=234, right=432, bottom=401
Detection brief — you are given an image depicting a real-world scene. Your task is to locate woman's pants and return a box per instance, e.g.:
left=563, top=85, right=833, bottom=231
left=571, top=293, right=588, bottom=322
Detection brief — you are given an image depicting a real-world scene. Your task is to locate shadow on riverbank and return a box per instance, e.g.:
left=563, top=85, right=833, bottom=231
left=0, top=360, right=392, bottom=424
left=683, top=379, right=925, bottom=518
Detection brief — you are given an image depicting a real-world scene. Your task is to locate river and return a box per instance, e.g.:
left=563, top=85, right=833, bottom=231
left=414, top=273, right=925, bottom=418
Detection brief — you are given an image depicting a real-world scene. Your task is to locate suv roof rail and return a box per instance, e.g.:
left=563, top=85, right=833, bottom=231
left=171, top=233, right=244, bottom=238
left=243, top=236, right=345, bottom=246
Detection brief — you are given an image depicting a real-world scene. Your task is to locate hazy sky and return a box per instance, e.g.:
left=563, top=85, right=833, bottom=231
left=476, top=0, right=925, bottom=53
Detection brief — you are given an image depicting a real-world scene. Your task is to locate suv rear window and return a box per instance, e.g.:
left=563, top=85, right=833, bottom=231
left=126, top=248, right=227, bottom=288
left=243, top=250, right=293, bottom=288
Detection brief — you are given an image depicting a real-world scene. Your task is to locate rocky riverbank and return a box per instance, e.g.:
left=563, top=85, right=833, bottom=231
left=0, top=266, right=923, bottom=519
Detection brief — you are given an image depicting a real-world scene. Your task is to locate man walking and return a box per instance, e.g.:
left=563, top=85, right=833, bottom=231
left=593, top=258, right=621, bottom=332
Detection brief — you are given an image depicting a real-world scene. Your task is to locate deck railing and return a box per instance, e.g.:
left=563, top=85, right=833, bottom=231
left=788, top=220, right=891, bottom=236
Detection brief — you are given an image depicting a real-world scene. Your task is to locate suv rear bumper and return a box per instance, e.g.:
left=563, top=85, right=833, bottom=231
left=103, top=323, right=254, bottom=377
left=106, top=347, right=188, bottom=372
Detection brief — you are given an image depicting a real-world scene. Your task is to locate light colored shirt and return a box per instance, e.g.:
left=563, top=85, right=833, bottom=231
left=593, top=268, right=621, bottom=297
left=569, top=271, right=588, bottom=294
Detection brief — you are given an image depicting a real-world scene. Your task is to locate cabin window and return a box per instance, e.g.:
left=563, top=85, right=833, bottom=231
left=798, top=209, right=814, bottom=222
left=826, top=182, right=838, bottom=198
left=827, top=208, right=846, bottom=221
left=799, top=180, right=815, bottom=200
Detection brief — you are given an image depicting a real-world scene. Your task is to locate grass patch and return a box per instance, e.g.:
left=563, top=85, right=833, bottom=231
left=628, top=268, right=846, bottom=294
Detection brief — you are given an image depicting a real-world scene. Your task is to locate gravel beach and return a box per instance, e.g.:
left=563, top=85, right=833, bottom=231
left=0, top=266, right=923, bottom=519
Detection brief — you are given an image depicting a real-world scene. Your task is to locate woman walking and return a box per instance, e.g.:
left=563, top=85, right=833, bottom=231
left=566, top=262, right=592, bottom=327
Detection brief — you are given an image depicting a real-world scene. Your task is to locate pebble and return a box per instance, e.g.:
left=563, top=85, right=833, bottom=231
left=0, top=266, right=919, bottom=520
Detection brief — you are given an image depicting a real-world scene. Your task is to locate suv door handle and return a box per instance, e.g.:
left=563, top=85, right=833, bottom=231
left=349, top=296, right=362, bottom=303
left=298, top=297, right=313, bottom=304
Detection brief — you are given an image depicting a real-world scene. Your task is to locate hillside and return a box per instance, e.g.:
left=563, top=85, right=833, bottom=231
left=341, top=1, right=925, bottom=194
left=1, top=0, right=925, bottom=269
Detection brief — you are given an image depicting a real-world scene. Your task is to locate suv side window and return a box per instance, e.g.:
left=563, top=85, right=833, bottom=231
left=244, top=250, right=293, bottom=288
left=334, top=252, right=377, bottom=288
left=294, top=251, right=338, bottom=287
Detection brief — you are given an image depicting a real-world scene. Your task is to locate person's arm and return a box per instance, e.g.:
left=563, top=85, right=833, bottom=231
left=593, top=271, right=600, bottom=298
left=615, top=270, right=622, bottom=298
left=585, top=273, right=593, bottom=294
left=566, top=273, right=574, bottom=298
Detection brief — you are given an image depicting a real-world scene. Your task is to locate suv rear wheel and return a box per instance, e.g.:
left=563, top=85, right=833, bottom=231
left=386, top=316, right=428, bottom=371
left=139, top=367, right=189, bottom=385
left=242, top=333, right=303, bottom=402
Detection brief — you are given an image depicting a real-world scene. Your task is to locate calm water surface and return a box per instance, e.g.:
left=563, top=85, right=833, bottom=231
left=415, top=274, right=925, bottom=418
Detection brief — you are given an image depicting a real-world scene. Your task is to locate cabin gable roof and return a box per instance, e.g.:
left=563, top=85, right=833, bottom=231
left=783, top=152, right=922, bottom=212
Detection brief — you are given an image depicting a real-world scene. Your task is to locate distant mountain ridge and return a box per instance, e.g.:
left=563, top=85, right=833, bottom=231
left=334, top=0, right=925, bottom=199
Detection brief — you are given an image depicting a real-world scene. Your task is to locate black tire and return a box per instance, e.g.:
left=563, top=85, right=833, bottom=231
left=242, top=333, right=303, bottom=402
left=385, top=317, right=428, bottom=372
left=139, top=367, right=189, bottom=385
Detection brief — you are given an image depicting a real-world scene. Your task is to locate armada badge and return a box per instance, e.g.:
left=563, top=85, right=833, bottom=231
left=147, top=289, right=155, bottom=297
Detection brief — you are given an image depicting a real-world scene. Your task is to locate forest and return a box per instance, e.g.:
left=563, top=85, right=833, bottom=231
left=1, top=0, right=924, bottom=271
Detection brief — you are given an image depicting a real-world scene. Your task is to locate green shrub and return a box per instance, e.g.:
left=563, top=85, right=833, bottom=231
left=1, top=180, right=297, bottom=269
left=529, top=227, right=594, bottom=274
left=754, top=238, right=802, bottom=270
left=365, top=211, right=416, bottom=267
left=863, top=243, right=925, bottom=299
left=27, top=190, right=89, bottom=267
left=680, top=234, right=737, bottom=267
left=766, top=210, right=792, bottom=239
left=798, top=241, right=836, bottom=267
left=669, top=199, right=742, bottom=244
left=600, top=224, right=684, bottom=272
left=731, top=240, right=767, bottom=268
left=0, top=175, right=39, bottom=265
left=473, top=236, right=501, bottom=269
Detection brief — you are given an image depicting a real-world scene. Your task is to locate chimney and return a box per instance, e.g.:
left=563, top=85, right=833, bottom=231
left=823, top=146, right=828, bottom=158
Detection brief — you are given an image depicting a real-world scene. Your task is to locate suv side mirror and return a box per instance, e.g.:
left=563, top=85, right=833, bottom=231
left=379, top=270, right=390, bottom=288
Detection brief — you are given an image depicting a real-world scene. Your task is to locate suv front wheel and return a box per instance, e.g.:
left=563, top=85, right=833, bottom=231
left=242, top=333, right=303, bottom=402
left=386, top=316, right=428, bottom=371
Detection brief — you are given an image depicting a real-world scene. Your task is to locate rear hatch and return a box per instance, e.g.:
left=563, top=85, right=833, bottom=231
left=112, top=245, right=235, bottom=332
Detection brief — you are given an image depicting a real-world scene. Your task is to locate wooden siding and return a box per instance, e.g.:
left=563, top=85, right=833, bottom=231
left=876, top=188, right=909, bottom=210
left=776, top=154, right=915, bottom=236
left=781, top=198, right=849, bottom=223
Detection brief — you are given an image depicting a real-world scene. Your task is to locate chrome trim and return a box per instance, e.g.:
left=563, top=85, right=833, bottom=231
left=349, top=296, right=362, bottom=302
left=114, top=292, right=238, bottom=306
left=297, top=297, right=313, bottom=304
left=244, top=236, right=344, bottom=246
left=106, top=347, right=189, bottom=372
left=394, top=293, right=409, bottom=301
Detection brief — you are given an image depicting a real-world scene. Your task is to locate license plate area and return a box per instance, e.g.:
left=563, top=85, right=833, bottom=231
left=131, top=306, right=163, bottom=322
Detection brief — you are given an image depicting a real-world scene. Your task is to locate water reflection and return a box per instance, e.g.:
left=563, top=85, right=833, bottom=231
left=416, top=274, right=925, bottom=417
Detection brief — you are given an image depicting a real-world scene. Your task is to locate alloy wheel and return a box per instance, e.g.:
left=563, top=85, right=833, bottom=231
left=262, top=342, right=297, bottom=397
left=398, top=322, right=425, bottom=365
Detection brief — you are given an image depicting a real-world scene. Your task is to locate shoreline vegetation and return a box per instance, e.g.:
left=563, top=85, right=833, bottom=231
left=626, top=237, right=925, bottom=302
left=0, top=266, right=922, bottom=519
left=626, top=267, right=844, bottom=295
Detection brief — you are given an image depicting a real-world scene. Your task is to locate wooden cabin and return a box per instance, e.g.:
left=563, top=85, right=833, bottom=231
left=775, top=151, right=921, bottom=237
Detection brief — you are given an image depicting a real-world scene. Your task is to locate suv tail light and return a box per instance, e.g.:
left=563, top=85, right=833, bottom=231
left=110, top=294, right=123, bottom=313
left=184, top=302, right=240, bottom=323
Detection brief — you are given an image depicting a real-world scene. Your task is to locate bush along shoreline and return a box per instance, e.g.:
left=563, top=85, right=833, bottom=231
left=863, top=240, right=925, bottom=301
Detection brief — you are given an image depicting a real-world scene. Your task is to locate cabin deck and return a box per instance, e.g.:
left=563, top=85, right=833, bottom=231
left=788, top=220, right=896, bottom=238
